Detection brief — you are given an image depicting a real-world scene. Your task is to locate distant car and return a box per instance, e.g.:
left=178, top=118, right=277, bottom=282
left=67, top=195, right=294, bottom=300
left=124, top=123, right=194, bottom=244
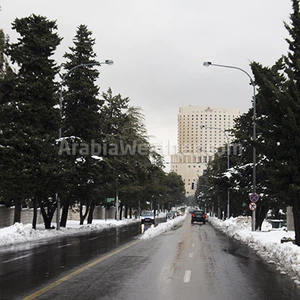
left=141, top=211, right=155, bottom=224
left=166, top=212, right=174, bottom=220
left=191, top=210, right=206, bottom=224
left=171, top=210, right=178, bottom=217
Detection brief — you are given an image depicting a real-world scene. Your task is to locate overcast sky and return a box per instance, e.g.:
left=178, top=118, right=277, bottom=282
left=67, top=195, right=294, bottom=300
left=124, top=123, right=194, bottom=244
left=0, top=0, right=293, bottom=163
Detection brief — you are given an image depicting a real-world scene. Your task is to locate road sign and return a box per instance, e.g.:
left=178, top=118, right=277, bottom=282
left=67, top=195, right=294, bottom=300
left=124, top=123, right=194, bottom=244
left=249, top=193, right=259, bottom=203
left=105, top=198, right=115, bottom=203
left=249, top=202, right=257, bottom=211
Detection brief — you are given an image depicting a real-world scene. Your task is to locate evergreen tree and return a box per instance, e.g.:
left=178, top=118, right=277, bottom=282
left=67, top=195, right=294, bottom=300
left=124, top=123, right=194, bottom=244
left=282, top=0, right=300, bottom=245
left=165, top=172, right=185, bottom=208
left=248, top=0, right=300, bottom=243
left=2, top=15, right=62, bottom=228
left=60, top=24, right=103, bottom=225
left=0, top=29, right=23, bottom=216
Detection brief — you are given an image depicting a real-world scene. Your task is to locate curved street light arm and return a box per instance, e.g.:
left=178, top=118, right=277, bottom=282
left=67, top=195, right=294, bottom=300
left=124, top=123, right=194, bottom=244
left=59, top=61, right=114, bottom=112
left=203, top=60, right=257, bottom=228
left=56, top=60, right=113, bottom=230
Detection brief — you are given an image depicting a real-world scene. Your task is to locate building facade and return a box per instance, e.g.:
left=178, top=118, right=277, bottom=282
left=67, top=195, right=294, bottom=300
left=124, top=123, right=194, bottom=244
left=171, top=106, right=240, bottom=196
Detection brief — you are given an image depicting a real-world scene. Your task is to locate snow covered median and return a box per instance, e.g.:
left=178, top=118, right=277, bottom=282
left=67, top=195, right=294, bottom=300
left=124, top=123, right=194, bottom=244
left=140, top=214, right=187, bottom=240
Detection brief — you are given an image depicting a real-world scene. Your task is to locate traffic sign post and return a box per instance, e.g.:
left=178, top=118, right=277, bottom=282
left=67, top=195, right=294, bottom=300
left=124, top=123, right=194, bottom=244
left=249, top=202, right=257, bottom=211
left=249, top=193, right=259, bottom=231
left=249, top=193, right=259, bottom=203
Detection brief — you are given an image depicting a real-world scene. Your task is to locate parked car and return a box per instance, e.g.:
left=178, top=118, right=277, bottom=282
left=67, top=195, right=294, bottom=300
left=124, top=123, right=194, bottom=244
left=166, top=212, right=174, bottom=220
left=141, top=211, right=155, bottom=224
left=176, top=210, right=183, bottom=216
left=191, top=210, right=206, bottom=224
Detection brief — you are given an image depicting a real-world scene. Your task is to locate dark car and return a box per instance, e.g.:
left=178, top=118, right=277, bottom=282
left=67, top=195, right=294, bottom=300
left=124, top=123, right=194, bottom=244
left=191, top=210, right=206, bottom=224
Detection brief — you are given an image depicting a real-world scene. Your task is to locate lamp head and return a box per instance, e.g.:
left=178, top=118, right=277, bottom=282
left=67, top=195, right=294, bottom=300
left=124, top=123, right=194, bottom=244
left=105, top=60, right=114, bottom=65
left=203, top=61, right=212, bottom=67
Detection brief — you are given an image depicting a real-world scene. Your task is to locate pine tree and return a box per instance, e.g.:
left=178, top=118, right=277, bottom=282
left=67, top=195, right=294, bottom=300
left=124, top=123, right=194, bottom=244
left=2, top=15, right=62, bottom=228
left=60, top=24, right=103, bottom=225
left=271, top=0, right=300, bottom=245
left=248, top=0, right=300, bottom=243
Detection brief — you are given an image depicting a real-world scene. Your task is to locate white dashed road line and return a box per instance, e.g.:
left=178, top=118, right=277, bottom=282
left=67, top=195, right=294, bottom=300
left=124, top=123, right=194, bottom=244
left=57, top=243, right=72, bottom=249
left=189, top=252, right=194, bottom=258
left=183, top=270, right=192, bottom=283
left=3, top=254, right=30, bottom=263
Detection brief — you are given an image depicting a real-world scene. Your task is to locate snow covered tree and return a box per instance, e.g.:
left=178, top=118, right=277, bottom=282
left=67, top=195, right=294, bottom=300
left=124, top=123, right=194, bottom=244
left=242, top=0, right=300, bottom=242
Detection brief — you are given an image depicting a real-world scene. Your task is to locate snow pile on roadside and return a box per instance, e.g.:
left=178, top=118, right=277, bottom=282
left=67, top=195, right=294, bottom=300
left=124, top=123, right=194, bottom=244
left=140, top=214, right=187, bottom=240
left=210, top=216, right=300, bottom=285
left=0, top=219, right=139, bottom=247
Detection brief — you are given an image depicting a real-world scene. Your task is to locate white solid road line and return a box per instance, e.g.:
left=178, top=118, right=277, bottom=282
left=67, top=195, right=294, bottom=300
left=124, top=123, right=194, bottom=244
left=183, top=270, right=192, bottom=283
left=3, top=254, right=30, bottom=263
left=189, top=252, right=194, bottom=258
left=57, top=243, right=72, bottom=249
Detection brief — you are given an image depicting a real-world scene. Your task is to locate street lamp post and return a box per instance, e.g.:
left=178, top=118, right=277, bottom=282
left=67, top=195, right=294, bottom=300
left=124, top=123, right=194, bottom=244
left=201, top=125, right=230, bottom=218
left=56, top=60, right=113, bottom=230
left=203, top=61, right=256, bottom=231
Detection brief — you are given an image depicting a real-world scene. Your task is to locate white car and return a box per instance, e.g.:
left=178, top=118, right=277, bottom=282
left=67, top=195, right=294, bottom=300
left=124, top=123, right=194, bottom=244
left=141, top=211, right=155, bottom=224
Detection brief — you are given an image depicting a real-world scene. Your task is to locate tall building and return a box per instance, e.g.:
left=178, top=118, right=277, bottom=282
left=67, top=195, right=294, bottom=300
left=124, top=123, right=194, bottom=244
left=171, top=106, right=240, bottom=196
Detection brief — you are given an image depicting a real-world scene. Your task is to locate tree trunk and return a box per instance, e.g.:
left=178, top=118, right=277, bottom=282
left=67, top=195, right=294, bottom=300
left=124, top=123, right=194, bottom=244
left=79, top=202, right=89, bottom=225
left=39, top=198, right=56, bottom=229
left=129, top=206, right=132, bottom=219
left=292, top=197, right=300, bottom=246
left=32, top=196, right=37, bottom=230
left=40, top=205, right=52, bottom=229
left=119, top=205, right=123, bottom=220
left=60, top=198, right=70, bottom=228
left=124, top=204, right=128, bottom=218
left=255, top=201, right=269, bottom=231
left=87, top=200, right=95, bottom=224
left=14, top=198, right=22, bottom=223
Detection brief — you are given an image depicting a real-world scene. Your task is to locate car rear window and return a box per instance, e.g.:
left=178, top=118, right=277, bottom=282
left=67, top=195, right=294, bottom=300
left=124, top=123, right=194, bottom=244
left=194, top=211, right=204, bottom=215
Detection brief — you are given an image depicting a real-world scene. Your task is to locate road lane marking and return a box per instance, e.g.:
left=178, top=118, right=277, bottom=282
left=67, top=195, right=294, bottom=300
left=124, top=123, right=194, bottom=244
left=23, top=240, right=140, bottom=300
left=189, top=252, right=194, bottom=258
left=3, top=254, right=30, bottom=263
left=192, top=243, right=195, bottom=247
left=183, top=270, right=191, bottom=283
left=57, top=243, right=72, bottom=248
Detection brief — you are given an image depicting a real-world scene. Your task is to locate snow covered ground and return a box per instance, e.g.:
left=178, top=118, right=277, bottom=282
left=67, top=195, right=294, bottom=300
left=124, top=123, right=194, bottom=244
left=209, top=216, right=300, bottom=286
left=1, top=212, right=300, bottom=285
left=0, top=218, right=140, bottom=247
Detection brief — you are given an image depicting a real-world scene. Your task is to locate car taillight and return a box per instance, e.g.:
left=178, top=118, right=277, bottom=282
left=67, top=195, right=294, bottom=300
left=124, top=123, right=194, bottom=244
left=192, top=213, right=195, bottom=217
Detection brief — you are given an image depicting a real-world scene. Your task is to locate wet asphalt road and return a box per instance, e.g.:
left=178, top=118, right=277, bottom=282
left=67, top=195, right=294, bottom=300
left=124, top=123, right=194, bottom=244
left=0, top=222, right=141, bottom=300
left=1, top=217, right=300, bottom=300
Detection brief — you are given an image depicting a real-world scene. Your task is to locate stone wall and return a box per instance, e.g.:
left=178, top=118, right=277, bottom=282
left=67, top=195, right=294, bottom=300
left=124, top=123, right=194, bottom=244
left=0, top=206, right=44, bottom=228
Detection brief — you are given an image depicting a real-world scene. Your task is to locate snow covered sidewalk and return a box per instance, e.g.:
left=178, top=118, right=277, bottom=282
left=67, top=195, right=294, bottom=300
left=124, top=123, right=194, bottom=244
left=209, top=216, right=300, bottom=286
left=0, top=218, right=140, bottom=248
